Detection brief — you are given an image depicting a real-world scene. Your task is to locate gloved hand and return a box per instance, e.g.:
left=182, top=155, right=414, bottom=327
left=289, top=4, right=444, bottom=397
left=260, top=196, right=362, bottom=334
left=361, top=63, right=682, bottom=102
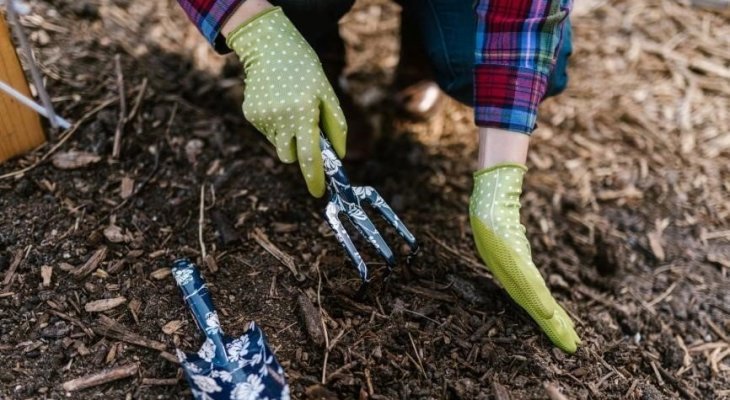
left=469, top=163, right=581, bottom=353
left=226, top=7, right=347, bottom=197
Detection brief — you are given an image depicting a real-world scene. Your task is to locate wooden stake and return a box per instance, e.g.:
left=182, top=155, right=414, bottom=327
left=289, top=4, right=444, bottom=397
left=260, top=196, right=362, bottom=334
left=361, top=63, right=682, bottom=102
left=0, top=11, right=45, bottom=164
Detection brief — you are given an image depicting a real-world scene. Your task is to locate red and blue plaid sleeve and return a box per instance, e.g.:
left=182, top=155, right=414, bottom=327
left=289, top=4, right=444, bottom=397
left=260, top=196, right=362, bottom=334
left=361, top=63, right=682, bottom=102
left=177, top=0, right=245, bottom=53
left=474, top=0, right=572, bottom=134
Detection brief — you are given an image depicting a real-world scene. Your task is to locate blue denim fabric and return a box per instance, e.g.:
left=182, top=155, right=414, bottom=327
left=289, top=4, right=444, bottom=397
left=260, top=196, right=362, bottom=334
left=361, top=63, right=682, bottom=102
left=278, top=0, right=572, bottom=105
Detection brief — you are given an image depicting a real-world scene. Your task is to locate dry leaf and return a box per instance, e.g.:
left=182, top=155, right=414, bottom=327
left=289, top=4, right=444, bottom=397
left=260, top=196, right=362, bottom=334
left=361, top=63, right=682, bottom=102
left=84, top=297, right=127, bottom=312
left=41, top=265, right=53, bottom=287
left=150, top=268, right=171, bottom=280
left=120, top=177, right=135, bottom=199
left=162, top=320, right=183, bottom=335
left=52, top=150, right=101, bottom=170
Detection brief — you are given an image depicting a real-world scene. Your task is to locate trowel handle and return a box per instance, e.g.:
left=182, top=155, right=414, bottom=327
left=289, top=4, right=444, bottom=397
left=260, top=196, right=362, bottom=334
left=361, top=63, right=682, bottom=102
left=172, top=259, right=228, bottom=364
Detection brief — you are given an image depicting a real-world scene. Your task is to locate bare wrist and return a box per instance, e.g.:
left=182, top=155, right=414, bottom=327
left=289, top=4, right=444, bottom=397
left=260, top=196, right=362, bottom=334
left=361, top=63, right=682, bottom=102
left=222, top=0, right=275, bottom=37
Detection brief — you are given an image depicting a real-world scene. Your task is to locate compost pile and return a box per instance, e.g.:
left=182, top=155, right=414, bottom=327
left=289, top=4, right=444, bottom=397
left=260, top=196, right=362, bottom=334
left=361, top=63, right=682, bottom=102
left=0, top=0, right=728, bottom=398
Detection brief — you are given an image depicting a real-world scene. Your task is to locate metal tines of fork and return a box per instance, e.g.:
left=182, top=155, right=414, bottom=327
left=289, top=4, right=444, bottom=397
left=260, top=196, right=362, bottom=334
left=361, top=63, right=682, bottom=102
left=319, top=133, right=419, bottom=289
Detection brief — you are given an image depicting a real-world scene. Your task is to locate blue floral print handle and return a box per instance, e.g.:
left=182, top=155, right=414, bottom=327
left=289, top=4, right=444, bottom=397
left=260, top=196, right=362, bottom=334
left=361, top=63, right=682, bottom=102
left=172, top=259, right=290, bottom=400
left=320, top=134, right=419, bottom=283
left=173, top=259, right=229, bottom=365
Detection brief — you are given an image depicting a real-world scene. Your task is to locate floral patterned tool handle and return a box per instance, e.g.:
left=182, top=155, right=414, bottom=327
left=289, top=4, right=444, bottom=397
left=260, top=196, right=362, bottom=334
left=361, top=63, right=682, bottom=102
left=320, top=134, right=419, bottom=283
left=172, top=259, right=228, bottom=365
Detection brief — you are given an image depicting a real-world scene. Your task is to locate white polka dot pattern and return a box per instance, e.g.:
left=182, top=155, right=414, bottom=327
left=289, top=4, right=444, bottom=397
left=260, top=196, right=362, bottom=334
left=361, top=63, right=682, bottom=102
left=469, top=162, right=581, bottom=353
left=226, top=7, right=348, bottom=198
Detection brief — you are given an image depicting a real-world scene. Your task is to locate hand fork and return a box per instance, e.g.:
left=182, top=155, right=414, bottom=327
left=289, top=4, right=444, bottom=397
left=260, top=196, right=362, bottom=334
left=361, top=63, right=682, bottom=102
left=319, top=134, right=419, bottom=285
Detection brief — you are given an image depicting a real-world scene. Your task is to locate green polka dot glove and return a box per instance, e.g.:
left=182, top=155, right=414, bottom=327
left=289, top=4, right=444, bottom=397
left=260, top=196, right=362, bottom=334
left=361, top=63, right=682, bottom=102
left=226, top=7, right=347, bottom=198
left=469, top=162, right=581, bottom=353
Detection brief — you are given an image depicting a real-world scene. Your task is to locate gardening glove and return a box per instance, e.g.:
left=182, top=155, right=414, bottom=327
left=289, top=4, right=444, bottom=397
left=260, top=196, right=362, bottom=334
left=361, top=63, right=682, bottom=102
left=469, top=163, right=581, bottom=354
left=226, top=7, right=347, bottom=198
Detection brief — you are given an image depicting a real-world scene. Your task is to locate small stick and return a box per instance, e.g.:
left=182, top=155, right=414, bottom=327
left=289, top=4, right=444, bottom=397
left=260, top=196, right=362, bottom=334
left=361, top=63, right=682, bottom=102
left=94, top=315, right=167, bottom=352
left=141, top=378, right=178, bottom=386
left=73, top=247, right=108, bottom=278
left=408, top=332, right=427, bottom=379
left=251, top=228, right=303, bottom=281
left=199, top=185, right=207, bottom=259
left=2, top=247, right=26, bottom=287
left=127, top=78, right=148, bottom=123
left=324, top=361, right=358, bottom=384
left=62, top=363, right=139, bottom=392
left=47, top=309, right=94, bottom=337
left=112, top=54, right=127, bottom=159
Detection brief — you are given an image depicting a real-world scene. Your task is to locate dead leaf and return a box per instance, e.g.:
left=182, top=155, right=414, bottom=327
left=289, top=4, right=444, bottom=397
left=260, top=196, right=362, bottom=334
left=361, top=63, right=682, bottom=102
left=162, top=320, right=183, bottom=335
left=52, top=151, right=101, bottom=170
left=120, top=177, right=135, bottom=199
left=84, top=297, right=127, bottom=312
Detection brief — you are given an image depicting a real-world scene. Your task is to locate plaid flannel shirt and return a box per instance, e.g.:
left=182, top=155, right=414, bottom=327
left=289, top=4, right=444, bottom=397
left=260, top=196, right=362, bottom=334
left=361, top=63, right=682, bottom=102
left=475, top=0, right=572, bottom=133
left=177, top=0, right=572, bottom=134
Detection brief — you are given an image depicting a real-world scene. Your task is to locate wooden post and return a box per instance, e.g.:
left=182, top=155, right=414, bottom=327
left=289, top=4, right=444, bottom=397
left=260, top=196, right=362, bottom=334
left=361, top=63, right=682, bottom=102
left=0, top=11, right=45, bottom=164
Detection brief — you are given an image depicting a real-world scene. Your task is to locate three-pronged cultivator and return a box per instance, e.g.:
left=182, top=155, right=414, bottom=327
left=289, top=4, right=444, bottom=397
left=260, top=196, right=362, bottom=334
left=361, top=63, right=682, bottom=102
left=320, top=134, right=419, bottom=285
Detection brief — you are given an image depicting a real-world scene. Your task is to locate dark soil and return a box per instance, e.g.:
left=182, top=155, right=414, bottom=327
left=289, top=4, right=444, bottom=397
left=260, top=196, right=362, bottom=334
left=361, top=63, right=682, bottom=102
left=1, top=0, right=728, bottom=399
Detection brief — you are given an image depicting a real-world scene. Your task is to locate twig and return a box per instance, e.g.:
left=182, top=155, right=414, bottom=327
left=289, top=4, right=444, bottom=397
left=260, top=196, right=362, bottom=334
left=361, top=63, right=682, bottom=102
left=316, top=257, right=330, bottom=384
left=47, top=309, right=94, bottom=337
left=112, top=54, right=127, bottom=159
left=647, top=282, right=678, bottom=307
left=704, top=316, right=730, bottom=343
left=408, top=331, right=427, bottom=379
left=141, top=378, right=178, bottom=386
left=199, top=185, right=207, bottom=259
left=655, top=362, right=700, bottom=400
left=62, top=363, right=139, bottom=392
left=325, top=361, right=358, bottom=384
left=0, top=97, right=118, bottom=181
left=94, top=315, right=167, bottom=352
left=72, top=247, right=108, bottom=279
left=2, top=246, right=29, bottom=288
left=127, top=78, right=147, bottom=123
left=251, top=228, right=304, bottom=281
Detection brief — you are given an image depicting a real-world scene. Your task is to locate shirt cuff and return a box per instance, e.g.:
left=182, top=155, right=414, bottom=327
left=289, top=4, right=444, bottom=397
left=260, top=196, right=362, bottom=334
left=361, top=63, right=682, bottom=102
left=473, top=64, right=549, bottom=135
left=181, top=0, right=244, bottom=54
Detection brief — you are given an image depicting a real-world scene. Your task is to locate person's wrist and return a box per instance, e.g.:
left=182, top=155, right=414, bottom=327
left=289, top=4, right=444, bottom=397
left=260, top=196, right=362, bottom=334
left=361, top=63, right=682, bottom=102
left=221, top=0, right=275, bottom=38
